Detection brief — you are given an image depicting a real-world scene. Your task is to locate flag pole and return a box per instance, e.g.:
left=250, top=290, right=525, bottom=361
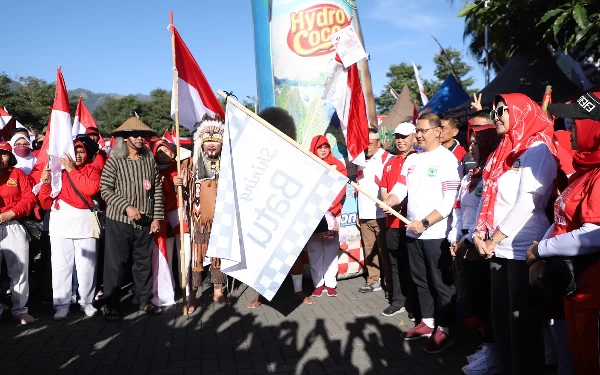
left=217, top=90, right=410, bottom=225
left=431, top=34, right=465, bottom=91
left=170, top=10, right=188, bottom=315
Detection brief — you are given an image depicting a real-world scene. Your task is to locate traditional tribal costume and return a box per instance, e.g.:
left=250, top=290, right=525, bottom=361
left=184, top=119, right=227, bottom=293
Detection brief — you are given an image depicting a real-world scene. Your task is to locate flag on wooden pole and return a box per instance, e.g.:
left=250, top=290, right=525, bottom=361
left=170, top=25, right=224, bottom=130
left=412, top=61, right=429, bottom=106
left=208, top=99, right=348, bottom=300
left=322, top=55, right=369, bottom=167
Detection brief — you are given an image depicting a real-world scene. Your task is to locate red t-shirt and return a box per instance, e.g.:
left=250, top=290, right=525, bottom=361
left=379, top=153, right=412, bottom=228
left=0, top=167, right=37, bottom=219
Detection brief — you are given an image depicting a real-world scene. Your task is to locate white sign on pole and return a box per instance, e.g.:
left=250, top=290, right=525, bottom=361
left=330, top=25, right=368, bottom=68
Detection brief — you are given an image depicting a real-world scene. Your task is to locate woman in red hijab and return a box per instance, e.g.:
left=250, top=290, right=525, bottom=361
left=471, top=94, right=558, bottom=374
left=306, top=136, right=347, bottom=297
left=39, top=140, right=101, bottom=320
left=527, top=92, right=600, bottom=375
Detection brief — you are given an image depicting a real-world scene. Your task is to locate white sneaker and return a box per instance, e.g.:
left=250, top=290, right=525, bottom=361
left=462, top=347, right=497, bottom=375
left=53, top=308, right=69, bottom=321
left=80, top=305, right=97, bottom=317
left=466, top=345, right=488, bottom=362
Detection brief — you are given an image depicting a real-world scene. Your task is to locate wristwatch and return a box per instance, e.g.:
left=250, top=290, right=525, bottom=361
left=421, top=218, right=430, bottom=229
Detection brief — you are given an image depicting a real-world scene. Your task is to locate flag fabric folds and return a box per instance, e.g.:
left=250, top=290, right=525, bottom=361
left=412, top=61, right=429, bottom=106
left=207, top=102, right=348, bottom=301
left=322, top=55, right=369, bottom=167
left=33, top=68, right=74, bottom=197
left=170, top=26, right=225, bottom=131
left=72, top=97, right=100, bottom=139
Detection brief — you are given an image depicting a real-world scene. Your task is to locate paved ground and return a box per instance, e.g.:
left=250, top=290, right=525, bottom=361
left=0, top=275, right=486, bottom=375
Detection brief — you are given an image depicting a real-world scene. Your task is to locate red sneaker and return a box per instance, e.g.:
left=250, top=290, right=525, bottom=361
left=401, top=322, right=434, bottom=340
left=422, top=328, right=453, bottom=354
left=311, top=286, right=325, bottom=297
left=326, top=287, right=337, bottom=297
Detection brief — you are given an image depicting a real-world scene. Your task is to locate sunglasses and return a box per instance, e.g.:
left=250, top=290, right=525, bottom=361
left=128, top=132, right=144, bottom=139
left=490, top=106, right=509, bottom=119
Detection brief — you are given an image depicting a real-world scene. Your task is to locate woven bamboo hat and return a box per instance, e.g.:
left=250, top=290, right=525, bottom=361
left=111, top=117, right=157, bottom=138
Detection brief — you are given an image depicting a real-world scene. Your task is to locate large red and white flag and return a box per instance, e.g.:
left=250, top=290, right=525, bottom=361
left=412, top=61, right=429, bottom=106
left=33, top=68, right=74, bottom=197
left=72, top=97, right=102, bottom=141
left=170, top=26, right=224, bottom=131
left=151, top=224, right=176, bottom=307
left=322, top=55, right=369, bottom=167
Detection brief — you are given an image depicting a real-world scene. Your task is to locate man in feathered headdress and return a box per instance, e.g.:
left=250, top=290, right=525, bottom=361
left=181, top=118, right=228, bottom=308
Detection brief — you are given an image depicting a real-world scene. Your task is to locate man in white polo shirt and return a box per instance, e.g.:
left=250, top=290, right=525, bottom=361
left=357, top=128, right=392, bottom=294
left=382, top=112, right=460, bottom=354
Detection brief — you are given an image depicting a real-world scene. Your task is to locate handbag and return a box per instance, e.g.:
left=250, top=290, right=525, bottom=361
left=65, top=173, right=105, bottom=239
left=535, top=252, right=600, bottom=297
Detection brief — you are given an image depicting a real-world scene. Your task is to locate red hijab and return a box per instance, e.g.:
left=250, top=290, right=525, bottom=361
left=554, top=130, right=576, bottom=176
left=475, top=93, right=557, bottom=237
left=468, top=125, right=498, bottom=193
left=551, top=118, right=600, bottom=237
left=310, top=135, right=348, bottom=176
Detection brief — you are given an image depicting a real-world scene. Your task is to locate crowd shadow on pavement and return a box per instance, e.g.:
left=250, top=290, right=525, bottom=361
left=0, top=276, right=480, bottom=375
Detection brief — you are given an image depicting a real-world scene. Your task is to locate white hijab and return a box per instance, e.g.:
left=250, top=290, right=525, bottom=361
left=9, top=134, right=36, bottom=176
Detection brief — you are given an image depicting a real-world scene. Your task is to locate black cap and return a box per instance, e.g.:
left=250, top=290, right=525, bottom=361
left=548, top=92, right=600, bottom=121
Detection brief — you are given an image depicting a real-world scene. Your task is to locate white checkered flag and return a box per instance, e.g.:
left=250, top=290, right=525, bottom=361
left=207, top=96, right=350, bottom=301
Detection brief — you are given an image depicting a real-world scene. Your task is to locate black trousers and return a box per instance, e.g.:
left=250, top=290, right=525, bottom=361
left=103, top=218, right=153, bottom=310
left=386, top=227, right=419, bottom=316
left=468, top=258, right=495, bottom=343
left=490, top=257, right=544, bottom=375
left=406, top=237, right=455, bottom=327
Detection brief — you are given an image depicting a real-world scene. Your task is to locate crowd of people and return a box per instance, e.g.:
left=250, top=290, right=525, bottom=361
left=0, top=91, right=599, bottom=375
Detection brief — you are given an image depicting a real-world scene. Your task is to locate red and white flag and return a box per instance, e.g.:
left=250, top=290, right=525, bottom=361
left=151, top=223, right=176, bottom=307
left=162, top=128, right=175, bottom=144
left=322, top=55, right=369, bottom=167
left=72, top=97, right=102, bottom=141
left=170, top=26, right=224, bottom=131
left=0, top=107, right=16, bottom=141
left=412, top=61, right=429, bottom=106
left=32, top=68, right=74, bottom=197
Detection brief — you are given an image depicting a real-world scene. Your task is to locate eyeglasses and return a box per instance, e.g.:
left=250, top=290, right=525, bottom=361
left=415, top=128, right=435, bottom=135
left=490, top=106, right=509, bottom=119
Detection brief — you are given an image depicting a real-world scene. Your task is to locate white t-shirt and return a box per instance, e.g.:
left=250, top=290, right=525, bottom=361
left=49, top=199, right=95, bottom=239
left=491, top=141, right=557, bottom=260
left=357, top=148, right=392, bottom=220
left=390, top=145, right=461, bottom=239
left=448, top=172, right=483, bottom=243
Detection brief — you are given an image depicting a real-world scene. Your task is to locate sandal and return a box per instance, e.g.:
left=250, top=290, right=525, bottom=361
left=141, top=303, right=163, bottom=315
left=103, top=308, right=122, bottom=322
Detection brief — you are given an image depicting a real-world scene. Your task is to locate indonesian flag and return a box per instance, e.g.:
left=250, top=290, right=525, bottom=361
left=0, top=108, right=16, bottom=141
left=389, top=87, right=399, bottom=100
left=322, top=54, right=369, bottom=167
left=412, top=61, right=429, bottom=106
left=32, top=68, right=74, bottom=197
left=162, top=128, right=175, bottom=144
left=151, top=223, right=176, bottom=307
left=170, top=25, right=225, bottom=131
left=412, top=103, right=419, bottom=125
left=72, top=97, right=103, bottom=141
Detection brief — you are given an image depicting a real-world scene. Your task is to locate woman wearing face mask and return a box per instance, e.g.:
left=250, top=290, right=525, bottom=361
left=38, top=140, right=101, bottom=320
left=526, top=92, right=600, bottom=375
left=470, top=94, right=558, bottom=374
left=9, top=134, right=37, bottom=178
left=150, top=140, right=191, bottom=308
left=306, top=136, right=347, bottom=297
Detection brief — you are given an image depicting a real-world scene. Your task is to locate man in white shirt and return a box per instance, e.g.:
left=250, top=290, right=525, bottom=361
left=382, top=113, right=460, bottom=354
left=357, top=129, right=392, bottom=294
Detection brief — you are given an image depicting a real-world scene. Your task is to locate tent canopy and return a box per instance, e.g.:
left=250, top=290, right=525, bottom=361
left=421, top=74, right=470, bottom=114
left=454, top=51, right=581, bottom=110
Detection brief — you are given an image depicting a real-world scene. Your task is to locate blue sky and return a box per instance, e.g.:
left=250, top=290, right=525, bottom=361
left=3, top=0, right=485, bottom=105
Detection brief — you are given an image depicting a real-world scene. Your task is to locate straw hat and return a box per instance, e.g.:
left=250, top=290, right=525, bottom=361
left=111, top=117, right=157, bottom=138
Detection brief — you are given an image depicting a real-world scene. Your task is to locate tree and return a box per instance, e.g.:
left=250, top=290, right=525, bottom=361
left=10, top=76, right=55, bottom=130
left=93, top=95, right=142, bottom=135
left=433, top=47, right=477, bottom=94
left=457, top=1, right=599, bottom=71
left=375, top=63, right=440, bottom=114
